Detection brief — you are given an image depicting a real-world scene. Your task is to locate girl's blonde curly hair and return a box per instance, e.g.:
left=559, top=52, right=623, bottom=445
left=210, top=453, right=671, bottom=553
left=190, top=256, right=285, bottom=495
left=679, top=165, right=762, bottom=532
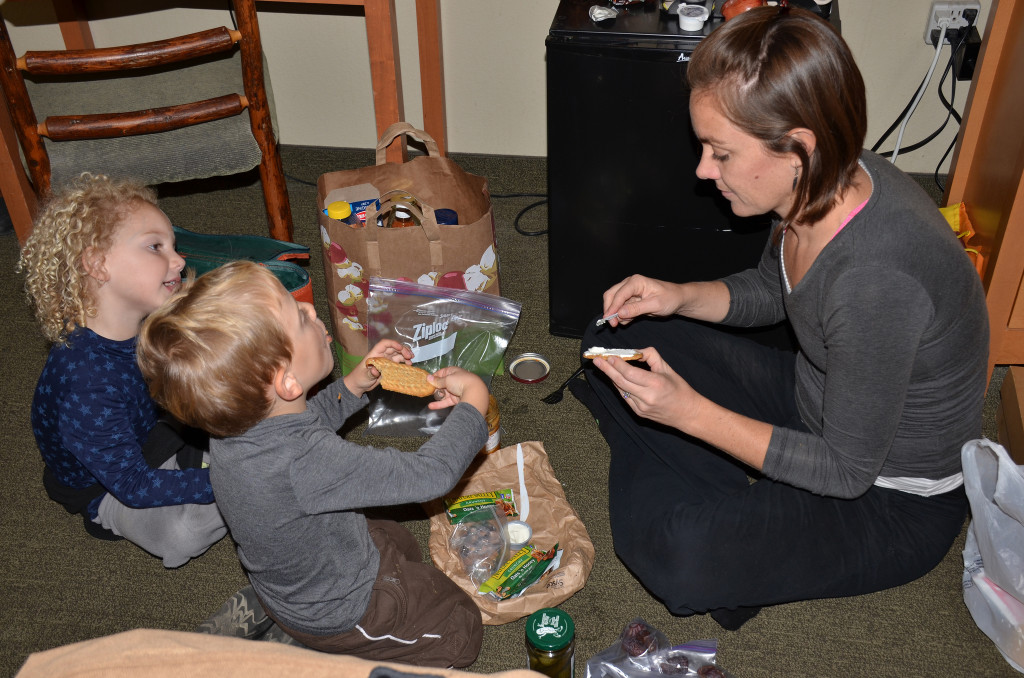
left=16, top=173, right=157, bottom=344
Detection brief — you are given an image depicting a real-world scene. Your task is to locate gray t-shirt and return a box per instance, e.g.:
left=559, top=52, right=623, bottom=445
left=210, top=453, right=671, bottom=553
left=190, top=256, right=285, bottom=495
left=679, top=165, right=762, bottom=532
left=722, top=150, right=988, bottom=499
left=210, top=379, right=487, bottom=635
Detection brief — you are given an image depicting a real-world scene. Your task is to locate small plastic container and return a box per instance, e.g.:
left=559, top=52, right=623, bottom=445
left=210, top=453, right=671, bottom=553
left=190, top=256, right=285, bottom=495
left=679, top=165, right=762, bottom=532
left=677, top=3, right=710, bottom=31
left=506, top=519, right=532, bottom=551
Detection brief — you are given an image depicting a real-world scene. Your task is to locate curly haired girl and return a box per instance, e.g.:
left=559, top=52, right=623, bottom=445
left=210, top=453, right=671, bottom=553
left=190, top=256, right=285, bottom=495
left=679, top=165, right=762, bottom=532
left=17, top=173, right=226, bottom=568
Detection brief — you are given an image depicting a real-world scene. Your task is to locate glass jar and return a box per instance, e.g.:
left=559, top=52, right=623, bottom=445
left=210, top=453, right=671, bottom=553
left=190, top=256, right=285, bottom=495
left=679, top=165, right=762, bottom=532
left=481, top=394, right=501, bottom=454
left=525, top=608, right=575, bottom=678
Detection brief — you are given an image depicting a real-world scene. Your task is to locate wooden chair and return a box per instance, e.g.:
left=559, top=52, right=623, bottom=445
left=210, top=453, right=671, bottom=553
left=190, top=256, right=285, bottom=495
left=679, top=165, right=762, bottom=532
left=0, top=0, right=293, bottom=243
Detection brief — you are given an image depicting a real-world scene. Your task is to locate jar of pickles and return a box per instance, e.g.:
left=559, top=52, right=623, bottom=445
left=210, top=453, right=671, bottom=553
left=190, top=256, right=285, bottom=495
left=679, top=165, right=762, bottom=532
left=525, top=608, right=575, bottom=678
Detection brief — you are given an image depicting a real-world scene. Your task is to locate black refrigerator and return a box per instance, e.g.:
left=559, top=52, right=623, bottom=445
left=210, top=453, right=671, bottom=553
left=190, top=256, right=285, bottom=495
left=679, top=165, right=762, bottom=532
left=546, top=0, right=837, bottom=338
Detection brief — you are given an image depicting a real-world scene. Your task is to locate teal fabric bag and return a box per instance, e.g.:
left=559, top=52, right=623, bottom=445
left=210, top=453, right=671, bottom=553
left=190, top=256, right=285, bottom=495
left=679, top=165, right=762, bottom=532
left=173, top=225, right=312, bottom=303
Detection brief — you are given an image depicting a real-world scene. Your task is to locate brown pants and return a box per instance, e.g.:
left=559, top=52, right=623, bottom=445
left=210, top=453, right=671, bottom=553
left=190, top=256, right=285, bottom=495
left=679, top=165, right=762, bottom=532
left=269, top=520, right=482, bottom=668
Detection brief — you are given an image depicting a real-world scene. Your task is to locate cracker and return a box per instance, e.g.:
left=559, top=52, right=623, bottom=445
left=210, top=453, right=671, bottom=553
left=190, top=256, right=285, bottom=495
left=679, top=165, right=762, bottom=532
left=366, top=358, right=436, bottom=397
left=583, top=346, right=644, bottom=361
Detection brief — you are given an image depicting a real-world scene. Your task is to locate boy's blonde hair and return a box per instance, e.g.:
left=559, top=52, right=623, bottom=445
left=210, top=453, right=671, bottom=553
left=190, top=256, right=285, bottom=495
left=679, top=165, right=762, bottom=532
left=137, top=260, right=293, bottom=438
left=16, top=173, right=158, bottom=344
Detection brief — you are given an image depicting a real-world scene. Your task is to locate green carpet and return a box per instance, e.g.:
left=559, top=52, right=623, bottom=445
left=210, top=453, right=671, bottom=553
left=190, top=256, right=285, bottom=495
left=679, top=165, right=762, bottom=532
left=0, top=146, right=1014, bottom=677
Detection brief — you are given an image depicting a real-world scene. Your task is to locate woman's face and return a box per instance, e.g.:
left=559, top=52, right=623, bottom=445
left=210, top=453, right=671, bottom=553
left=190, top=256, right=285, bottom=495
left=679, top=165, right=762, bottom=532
left=690, top=92, right=798, bottom=219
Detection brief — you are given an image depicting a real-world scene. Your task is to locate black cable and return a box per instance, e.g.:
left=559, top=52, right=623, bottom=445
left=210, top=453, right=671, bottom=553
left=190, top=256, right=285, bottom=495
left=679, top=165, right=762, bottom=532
left=491, top=192, right=547, bottom=199
left=934, top=137, right=958, bottom=194
left=513, top=199, right=548, bottom=237
left=872, top=27, right=968, bottom=159
left=285, top=173, right=317, bottom=187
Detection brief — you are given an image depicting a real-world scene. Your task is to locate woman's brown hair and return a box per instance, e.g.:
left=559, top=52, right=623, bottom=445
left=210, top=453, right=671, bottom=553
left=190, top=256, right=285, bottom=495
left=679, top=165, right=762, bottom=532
left=687, top=6, right=867, bottom=230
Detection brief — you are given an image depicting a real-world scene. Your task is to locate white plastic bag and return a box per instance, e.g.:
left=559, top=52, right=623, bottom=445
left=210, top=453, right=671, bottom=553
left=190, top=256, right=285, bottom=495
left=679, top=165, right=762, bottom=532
left=961, top=438, right=1024, bottom=672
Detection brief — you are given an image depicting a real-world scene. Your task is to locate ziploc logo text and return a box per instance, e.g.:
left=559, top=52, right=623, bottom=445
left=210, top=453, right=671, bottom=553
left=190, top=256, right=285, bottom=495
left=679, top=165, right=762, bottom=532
left=412, top=318, right=449, bottom=342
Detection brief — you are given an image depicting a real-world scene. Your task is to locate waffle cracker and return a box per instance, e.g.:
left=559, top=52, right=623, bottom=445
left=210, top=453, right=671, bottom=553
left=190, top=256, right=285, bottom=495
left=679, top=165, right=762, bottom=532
left=584, top=346, right=644, bottom=361
left=367, top=358, right=436, bottom=397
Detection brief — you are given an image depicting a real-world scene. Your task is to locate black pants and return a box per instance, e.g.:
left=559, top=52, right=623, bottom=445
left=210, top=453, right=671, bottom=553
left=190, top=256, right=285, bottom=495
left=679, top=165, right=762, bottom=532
left=581, top=316, right=967, bottom=615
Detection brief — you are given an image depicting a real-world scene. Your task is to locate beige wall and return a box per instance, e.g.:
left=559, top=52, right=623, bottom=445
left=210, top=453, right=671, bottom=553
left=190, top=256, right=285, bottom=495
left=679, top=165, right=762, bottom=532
left=2, top=0, right=993, bottom=175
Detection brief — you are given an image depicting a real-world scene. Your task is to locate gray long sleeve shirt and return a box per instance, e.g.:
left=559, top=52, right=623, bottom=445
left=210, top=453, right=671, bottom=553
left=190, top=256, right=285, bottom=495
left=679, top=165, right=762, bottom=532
left=210, top=379, right=486, bottom=635
left=722, top=151, right=988, bottom=499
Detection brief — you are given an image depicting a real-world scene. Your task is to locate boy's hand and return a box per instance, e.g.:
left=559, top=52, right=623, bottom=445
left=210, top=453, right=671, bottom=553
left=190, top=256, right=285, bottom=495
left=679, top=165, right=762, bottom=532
left=427, top=367, right=489, bottom=417
left=344, top=340, right=413, bottom=398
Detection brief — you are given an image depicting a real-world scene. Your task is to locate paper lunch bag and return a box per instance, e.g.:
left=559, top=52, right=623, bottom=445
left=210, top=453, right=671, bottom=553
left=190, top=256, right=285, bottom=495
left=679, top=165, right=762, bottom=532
left=426, top=441, right=596, bottom=625
left=317, top=122, right=500, bottom=374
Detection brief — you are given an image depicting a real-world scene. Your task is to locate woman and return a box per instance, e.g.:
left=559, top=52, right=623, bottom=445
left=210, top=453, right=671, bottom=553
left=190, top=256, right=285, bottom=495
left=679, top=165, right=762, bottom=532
left=577, top=7, right=988, bottom=630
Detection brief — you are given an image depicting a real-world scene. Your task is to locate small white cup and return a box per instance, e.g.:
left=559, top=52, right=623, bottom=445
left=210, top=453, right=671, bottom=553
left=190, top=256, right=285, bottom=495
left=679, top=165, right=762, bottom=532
left=678, top=4, right=710, bottom=31
left=506, top=520, right=533, bottom=551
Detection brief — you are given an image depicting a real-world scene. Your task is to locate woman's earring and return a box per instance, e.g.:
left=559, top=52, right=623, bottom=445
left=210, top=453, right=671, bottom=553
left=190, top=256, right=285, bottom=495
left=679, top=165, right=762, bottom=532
left=792, top=166, right=800, bottom=191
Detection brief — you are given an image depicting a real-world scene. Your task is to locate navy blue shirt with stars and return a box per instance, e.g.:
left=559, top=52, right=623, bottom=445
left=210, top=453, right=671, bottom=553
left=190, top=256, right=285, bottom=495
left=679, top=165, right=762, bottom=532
left=31, top=327, right=214, bottom=520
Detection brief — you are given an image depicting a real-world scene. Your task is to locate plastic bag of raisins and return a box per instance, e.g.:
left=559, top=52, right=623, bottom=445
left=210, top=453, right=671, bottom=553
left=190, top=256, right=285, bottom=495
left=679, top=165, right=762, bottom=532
left=584, top=618, right=735, bottom=678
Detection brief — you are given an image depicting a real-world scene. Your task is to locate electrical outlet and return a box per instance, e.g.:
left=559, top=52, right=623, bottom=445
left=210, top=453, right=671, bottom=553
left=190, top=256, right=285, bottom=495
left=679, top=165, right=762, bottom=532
left=924, top=1, right=980, bottom=45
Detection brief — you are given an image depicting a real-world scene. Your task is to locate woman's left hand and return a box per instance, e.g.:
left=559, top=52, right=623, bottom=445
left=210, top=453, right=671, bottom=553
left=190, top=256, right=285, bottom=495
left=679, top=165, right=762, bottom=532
left=590, top=346, right=702, bottom=431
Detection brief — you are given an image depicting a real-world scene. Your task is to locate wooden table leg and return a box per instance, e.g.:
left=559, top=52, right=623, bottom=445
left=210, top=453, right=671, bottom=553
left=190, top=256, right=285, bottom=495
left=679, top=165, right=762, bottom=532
left=363, top=0, right=405, bottom=163
left=415, top=0, right=446, bottom=156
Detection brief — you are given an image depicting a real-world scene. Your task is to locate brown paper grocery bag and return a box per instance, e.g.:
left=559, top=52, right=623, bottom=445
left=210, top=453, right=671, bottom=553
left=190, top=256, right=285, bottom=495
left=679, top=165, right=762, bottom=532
left=318, top=122, right=500, bottom=374
left=426, top=441, right=595, bottom=625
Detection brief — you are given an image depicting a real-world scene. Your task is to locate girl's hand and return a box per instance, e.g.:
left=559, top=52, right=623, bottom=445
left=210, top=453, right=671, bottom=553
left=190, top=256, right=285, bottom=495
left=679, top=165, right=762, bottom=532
left=601, top=275, right=685, bottom=327
left=344, top=340, right=413, bottom=398
left=590, top=346, right=701, bottom=431
left=427, top=367, right=489, bottom=417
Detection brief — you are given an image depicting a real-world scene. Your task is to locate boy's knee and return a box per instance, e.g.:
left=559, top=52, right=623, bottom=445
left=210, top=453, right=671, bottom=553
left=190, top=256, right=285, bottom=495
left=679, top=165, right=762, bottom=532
left=444, top=596, right=483, bottom=668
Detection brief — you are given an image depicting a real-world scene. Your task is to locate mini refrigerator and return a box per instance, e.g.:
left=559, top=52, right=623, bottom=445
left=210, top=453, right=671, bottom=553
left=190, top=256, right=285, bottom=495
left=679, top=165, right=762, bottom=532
left=546, top=0, right=837, bottom=338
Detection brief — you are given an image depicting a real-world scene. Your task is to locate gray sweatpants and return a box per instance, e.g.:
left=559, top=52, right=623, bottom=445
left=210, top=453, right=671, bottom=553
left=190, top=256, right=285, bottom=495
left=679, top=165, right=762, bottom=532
left=95, top=454, right=227, bottom=568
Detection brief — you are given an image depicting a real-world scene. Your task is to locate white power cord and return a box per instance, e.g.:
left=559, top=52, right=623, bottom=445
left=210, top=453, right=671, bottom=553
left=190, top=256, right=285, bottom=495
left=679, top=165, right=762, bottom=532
left=890, top=22, right=948, bottom=165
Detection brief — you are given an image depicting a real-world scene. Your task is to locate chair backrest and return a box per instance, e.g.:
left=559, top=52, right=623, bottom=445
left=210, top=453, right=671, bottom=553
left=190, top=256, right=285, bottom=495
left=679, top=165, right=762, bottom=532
left=0, top=0, right=293, bottom=242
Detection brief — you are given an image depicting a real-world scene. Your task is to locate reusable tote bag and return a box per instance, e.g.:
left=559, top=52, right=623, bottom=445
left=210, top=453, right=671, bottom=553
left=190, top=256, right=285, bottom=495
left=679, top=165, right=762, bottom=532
left=173, top=225, right=312, bottom=303
left=317, top=122, right=500, bottom=374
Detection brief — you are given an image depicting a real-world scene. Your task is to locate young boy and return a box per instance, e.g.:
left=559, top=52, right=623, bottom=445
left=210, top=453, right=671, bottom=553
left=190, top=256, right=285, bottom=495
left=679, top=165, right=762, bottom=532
left=137, top=260, right=488, bottom=666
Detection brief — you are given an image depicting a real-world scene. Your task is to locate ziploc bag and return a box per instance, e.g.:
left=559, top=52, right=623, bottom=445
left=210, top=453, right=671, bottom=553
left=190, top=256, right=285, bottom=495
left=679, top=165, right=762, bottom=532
left=364, top=277, right=521, bottom=437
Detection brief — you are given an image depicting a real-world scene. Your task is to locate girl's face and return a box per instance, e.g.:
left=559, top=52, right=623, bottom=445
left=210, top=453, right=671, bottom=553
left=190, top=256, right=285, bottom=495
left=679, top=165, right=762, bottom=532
left=690, top=92, right=799, bottom=219
left=95, top=203, right=185, bottom=328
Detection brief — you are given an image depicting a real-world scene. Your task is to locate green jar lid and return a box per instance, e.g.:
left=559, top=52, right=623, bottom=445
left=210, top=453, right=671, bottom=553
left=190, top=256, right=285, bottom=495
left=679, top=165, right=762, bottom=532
left=526, top=608, right=575, bottom=652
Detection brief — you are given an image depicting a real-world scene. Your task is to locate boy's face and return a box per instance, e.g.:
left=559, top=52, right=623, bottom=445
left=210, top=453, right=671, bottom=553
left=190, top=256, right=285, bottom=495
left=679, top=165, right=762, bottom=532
left=273, top=283, right=335, bottom=391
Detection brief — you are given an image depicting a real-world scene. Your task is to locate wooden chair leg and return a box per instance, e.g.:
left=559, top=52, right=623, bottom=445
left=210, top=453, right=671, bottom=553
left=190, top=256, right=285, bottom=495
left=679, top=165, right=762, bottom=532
left=259, top=143, right=293, bottom=243
left=234, top=0, right=293, bottom=242
left=0, top=96, right=38, bottom=244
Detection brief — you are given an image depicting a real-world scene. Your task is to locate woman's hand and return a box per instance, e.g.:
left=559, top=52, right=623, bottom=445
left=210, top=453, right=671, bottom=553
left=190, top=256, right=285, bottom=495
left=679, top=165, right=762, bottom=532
left=601, top=275, right=685, bottom=327
left=592, top=346, right=773, bottom=470
left=590, top=346, right=702, bottom=431
left=602, top=276, right=731, bottom=327
left=344, top=340, right=413, bottom=398
left=427, top=367, right=490, bottom=417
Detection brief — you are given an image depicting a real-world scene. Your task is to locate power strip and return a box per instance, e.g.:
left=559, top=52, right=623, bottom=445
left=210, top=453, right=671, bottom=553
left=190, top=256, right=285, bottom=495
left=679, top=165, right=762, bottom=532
left=924, top=1, right=980, bottom=45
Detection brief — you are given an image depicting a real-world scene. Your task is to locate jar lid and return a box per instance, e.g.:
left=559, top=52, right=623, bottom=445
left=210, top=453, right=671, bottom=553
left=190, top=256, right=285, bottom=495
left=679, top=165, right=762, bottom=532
left=509, top=353, right=550, bottom=384
left=526, top=608, right=575, bottom=651
left=435, top=208, right=459, bottom=225
left=327, top=201, right=353, bottom=220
